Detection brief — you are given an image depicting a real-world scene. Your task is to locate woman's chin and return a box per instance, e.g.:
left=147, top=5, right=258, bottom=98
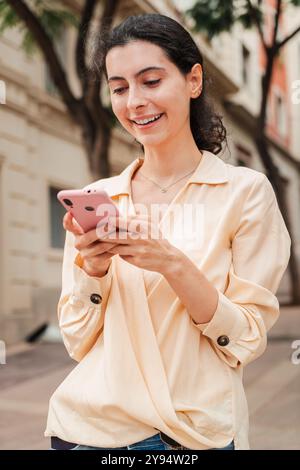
left=135, top=134, right=168, bottom=147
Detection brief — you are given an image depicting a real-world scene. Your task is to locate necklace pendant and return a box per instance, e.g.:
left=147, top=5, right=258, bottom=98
left=161, top=188, right=167, bottom=193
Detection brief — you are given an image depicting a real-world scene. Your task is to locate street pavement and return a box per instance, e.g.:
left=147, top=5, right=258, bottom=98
left=0, top=305, right=299, bottom=450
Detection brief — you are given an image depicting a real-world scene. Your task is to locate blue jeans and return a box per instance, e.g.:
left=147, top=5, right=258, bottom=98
left=53, top=433, right=235, bottom=451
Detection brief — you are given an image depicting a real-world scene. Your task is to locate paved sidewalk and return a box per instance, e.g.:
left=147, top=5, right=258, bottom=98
left=0, top=305, right=299, bottom=450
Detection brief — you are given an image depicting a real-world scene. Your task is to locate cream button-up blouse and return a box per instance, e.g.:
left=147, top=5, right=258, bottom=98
left=45, top=150, right=291, bottom=450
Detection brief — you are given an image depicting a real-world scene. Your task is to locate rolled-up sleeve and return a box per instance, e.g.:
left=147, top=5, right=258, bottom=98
left=58, top=230, right=113, bottom=362
left=193, top=174, right=291, bottom=368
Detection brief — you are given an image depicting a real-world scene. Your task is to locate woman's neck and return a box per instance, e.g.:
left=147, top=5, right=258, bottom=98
left=139, top=149, right=203, bottom=181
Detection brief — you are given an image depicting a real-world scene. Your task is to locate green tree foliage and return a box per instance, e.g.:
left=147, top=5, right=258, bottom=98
left=186, top=0, right=262, bottom=38
left=0, top=0, right=78, bottom=54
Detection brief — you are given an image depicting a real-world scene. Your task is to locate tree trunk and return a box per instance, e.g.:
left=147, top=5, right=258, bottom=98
left=76, top=101, right=112, bottom=180
left=85, top=124, right=112, bottom=179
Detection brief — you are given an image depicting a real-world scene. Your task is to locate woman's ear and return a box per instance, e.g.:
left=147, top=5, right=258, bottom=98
left=189, top=63, right=203, bottom=98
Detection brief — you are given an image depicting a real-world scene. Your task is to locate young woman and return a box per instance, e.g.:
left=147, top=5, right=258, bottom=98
left=45, top=14, right=291, bottom=451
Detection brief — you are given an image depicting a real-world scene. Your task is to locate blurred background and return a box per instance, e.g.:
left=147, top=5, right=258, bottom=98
left=0, top=0, right=299, bottom=450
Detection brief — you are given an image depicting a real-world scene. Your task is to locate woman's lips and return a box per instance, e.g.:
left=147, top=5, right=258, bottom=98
left=132, top=113, right=164, bottom=129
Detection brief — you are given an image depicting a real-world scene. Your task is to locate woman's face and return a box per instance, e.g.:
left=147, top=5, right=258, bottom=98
left=105, top=40, right=202, bottom=148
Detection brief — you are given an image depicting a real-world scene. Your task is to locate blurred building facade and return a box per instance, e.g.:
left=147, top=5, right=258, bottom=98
left=0, top=0, right=299, bottom=344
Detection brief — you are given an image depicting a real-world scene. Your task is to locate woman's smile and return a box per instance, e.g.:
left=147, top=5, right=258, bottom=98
left=131, top=112, right=165, bottom=129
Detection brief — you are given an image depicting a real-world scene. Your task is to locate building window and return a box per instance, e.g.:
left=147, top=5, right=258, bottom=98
left=242, top=44, right=251, bottom=87
left=49, top=186, right=66, bottom=249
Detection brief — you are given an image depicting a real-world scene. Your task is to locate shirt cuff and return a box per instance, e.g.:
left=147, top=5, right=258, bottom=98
left=72, top=253, right=113, bottom=306
left=191, top=290, right=249, bottom=351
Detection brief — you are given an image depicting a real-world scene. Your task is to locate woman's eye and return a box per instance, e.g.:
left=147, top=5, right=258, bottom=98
left=112, top=79, right=161, bottom=95
left=145, top=79, right=161, bottom=86
left=113, top=87, right=126, bottom=95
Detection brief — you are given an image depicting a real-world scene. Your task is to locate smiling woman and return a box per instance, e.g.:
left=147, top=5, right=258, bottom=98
left=45, top=14, right=291, bottom=452
left=100, top=16, right=226, bottom=157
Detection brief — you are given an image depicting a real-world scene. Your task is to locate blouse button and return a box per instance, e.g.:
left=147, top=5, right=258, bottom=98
left=90, top=293, right=102, bottom=304
left=217, top=335, right=230, bottom=346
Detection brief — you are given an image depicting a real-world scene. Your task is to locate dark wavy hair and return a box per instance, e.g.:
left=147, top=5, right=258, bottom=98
left=96, top=13, right=227, bottom=155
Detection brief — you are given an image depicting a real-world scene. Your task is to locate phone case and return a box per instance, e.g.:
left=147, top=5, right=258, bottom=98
left=57, top=188, right=120, bottom=233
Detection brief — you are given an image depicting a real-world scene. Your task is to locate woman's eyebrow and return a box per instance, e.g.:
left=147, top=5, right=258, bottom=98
left=108, top=66, right=166, bottom=83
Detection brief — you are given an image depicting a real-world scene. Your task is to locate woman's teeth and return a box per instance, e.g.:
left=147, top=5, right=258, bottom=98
left=134, top=113, right=163, bottom=125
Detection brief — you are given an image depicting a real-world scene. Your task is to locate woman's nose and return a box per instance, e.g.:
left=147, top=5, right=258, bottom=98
left=127, top=88, right=148, bottom=109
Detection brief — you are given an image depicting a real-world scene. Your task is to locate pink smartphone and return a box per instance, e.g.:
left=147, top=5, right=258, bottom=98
left=57, top=188, right=121, bottom=233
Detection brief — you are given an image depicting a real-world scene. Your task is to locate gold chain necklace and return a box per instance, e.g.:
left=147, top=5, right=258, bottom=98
left=139, top=163, right=199, bottom=193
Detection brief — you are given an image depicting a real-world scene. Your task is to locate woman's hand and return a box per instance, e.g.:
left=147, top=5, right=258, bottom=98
left=99, top=213, right=182, bottom=275
left=63, top=211, right=118, bottom=278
